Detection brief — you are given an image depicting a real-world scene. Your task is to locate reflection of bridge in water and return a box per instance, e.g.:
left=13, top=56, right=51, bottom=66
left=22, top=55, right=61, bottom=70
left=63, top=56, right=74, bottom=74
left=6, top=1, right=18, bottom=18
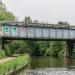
left=0, top=22, right=75, bottom=58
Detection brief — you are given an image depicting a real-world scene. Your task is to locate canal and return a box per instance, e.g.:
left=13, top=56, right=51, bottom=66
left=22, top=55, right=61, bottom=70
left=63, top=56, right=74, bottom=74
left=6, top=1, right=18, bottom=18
left=15, top=57, right=75, bottom=75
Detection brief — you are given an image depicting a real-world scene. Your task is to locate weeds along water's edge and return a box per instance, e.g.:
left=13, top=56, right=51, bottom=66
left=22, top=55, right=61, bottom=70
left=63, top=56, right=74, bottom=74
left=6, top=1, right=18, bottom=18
left=0, top=54, right=30, bottom=75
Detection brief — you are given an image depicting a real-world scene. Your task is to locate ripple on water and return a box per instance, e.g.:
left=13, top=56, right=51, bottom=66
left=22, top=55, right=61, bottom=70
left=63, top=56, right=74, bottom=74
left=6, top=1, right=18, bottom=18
left=24, top=68, right=75, bottom=75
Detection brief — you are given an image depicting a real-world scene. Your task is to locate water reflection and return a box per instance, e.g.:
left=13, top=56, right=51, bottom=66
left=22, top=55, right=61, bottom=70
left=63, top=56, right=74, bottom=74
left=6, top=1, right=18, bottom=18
left=30, top=57, right=67, bottom=69
left=15, top=57, right=75, bottom=75
left=66, top=58, right=72, bottom=69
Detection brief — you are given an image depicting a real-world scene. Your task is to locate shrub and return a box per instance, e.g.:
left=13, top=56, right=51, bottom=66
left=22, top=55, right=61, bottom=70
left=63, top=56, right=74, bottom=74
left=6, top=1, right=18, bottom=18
left=4, top=44, right=12, bottom=56
left=0, top=50, right=6, bottom=59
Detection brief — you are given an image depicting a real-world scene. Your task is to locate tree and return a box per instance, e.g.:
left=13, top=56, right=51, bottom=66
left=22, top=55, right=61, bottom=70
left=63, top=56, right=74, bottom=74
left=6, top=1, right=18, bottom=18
left=57, top=21, right=70, bottom=27
left=0, top=1, right=15, bottom=21
left=0, top=1, right=6, bottom=12
left=7, top=41, right=32, bottom=54
left=44, top=41, right=65, bottom=57
left=0, top=11, right=15, bottom=21
left=24, top=16, right=32, bottom=24
left=0, top=1, right=16, bottom=56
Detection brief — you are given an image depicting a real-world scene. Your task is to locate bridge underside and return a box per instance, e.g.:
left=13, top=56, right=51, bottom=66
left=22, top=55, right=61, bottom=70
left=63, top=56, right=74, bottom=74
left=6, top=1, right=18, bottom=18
left=2, top=37, right=75, bottom=41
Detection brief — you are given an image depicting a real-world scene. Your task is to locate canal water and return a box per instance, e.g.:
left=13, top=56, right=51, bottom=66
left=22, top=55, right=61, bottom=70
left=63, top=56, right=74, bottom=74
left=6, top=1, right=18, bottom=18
left=15, top=57, right=75, bottom=75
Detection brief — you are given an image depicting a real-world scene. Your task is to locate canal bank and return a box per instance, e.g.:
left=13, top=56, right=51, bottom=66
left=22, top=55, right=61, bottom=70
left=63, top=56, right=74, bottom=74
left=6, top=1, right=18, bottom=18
left=0, top=54, right=30, bottom=75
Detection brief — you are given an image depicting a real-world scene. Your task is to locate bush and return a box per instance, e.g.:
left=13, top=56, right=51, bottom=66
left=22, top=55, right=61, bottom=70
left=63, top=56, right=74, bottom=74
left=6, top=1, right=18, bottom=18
left=0, top=50, right=6, bottom=59
left=4, top=44, right=12, bottom=56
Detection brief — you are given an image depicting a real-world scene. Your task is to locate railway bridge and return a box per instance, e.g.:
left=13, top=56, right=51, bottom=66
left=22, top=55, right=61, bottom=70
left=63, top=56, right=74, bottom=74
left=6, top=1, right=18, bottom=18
left=0, top=22, right=75, bottom=58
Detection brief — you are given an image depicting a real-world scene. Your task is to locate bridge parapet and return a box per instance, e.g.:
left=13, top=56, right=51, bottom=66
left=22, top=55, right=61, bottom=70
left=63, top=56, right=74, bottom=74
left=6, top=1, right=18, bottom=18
left=0, top=21, right=73, bottom=29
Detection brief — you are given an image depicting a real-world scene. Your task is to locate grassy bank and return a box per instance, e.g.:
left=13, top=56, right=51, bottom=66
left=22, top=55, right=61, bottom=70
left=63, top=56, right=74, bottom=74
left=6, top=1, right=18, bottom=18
left=0, top=54, right=30, bottom=75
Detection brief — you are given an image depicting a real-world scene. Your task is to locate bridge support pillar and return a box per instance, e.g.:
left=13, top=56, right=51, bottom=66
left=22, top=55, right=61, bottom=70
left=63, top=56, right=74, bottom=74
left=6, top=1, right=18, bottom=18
left=66, top=41, right=74, bottom=58
left=0, top=37, right=2, bottom=50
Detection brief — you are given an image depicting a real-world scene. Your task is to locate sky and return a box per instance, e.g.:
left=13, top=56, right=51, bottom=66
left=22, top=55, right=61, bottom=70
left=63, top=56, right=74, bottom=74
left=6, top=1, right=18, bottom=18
left=2, top=0, right=75, bottom=25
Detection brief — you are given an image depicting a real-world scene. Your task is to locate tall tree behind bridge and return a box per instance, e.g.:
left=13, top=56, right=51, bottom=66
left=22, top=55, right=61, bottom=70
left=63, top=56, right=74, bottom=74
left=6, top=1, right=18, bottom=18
left=24, top=16, right=32, bottom=24
left=0, top=1, right=15, bottom=21
left=0, top=1, right=16, bottom=55
left=57, top=21, right=70, bottom=27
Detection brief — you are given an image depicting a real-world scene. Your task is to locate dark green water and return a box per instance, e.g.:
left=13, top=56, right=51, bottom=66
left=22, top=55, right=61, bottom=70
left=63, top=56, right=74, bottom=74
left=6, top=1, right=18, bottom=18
left=16, top=57, right=75, bottom=75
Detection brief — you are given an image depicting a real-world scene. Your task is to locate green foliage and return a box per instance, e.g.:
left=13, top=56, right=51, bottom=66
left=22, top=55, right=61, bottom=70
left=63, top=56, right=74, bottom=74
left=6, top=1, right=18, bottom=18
left=0, top=1, right=15, bottom=21
left=4, top=44, right=12, bottom=56
left=37, top=41, right=65, bottom=57
left=44, top=41, right=66, bottom=57
left=72, top=44, right=75, bottom=58
left=57, top=21, right=70, bottom=27
left=37, top=41, right=49, bottom=56
left=27, top=41, right=41, bottom=56
left=6, top=41, right=32, bottom=55
left=0, top=11, right=15, bottom=21
left=0, top=54, right=30, bottom=75
left=0, top=50, right=6, bottom=59
left=4, top=40, right=66, bottom=57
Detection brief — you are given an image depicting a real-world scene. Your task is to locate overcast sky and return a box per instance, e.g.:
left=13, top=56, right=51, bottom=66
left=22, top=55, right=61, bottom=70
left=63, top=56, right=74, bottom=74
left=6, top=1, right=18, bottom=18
left=2, top=0, right=75, bottom=25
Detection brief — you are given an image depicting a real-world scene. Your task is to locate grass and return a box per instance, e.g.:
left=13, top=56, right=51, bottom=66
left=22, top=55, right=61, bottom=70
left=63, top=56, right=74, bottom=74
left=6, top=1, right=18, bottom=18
left=0, top=54, right=30, bottom=75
